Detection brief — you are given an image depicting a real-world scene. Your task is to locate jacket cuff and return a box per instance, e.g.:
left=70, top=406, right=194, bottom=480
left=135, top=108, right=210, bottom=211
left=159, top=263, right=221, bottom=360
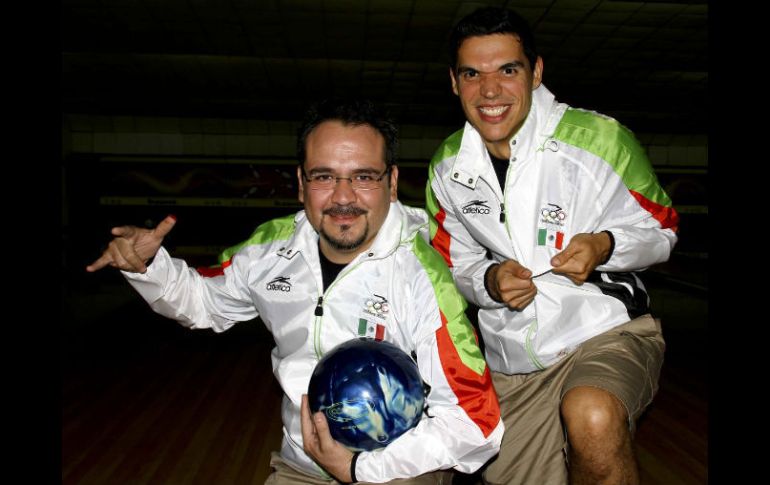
left=349, top=451, right=360, bottom=483
left=599, top=230, right=615, bottom=265
left=483, top=262, right=502, bottom=303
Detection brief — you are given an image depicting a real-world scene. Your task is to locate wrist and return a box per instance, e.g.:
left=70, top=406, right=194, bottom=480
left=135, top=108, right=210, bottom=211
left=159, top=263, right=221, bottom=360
left=597, top=230, right=615, bottom=265
left=484, top=263, right=502, bottom=302
left=348, top=451, right=361, bottom=483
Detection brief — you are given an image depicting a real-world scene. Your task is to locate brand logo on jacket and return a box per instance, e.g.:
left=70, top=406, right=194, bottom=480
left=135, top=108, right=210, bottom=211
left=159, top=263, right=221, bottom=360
left=266, top=276, right=292, bottom=292
left=540, top=203, right=566, bottom=226
left=363, top=294, right=390, bottom=319
left=462, top=199, right=491, bottom=215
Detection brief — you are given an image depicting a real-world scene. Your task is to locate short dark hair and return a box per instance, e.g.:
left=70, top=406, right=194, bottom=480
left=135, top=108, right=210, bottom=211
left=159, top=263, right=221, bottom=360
left=448, top=7, right=539, bottom=72
left=296, top=98, right=398, bottom=169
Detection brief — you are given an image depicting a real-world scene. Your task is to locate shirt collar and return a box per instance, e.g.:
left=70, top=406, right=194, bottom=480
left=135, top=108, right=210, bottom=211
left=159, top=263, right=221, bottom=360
left=451, top=84, right=559, bottom=186
left=275, top=201, right=418, bottom=262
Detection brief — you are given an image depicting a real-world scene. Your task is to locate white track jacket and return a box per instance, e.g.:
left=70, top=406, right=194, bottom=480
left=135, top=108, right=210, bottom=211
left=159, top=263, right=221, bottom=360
left=426, top=85, right=679, bottom=375
left=122, top=201, right=503, bottom=482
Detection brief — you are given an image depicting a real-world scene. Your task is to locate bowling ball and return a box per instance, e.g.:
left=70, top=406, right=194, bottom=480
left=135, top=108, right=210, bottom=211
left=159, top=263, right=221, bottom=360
left=307, top=338, right=425, bottom=451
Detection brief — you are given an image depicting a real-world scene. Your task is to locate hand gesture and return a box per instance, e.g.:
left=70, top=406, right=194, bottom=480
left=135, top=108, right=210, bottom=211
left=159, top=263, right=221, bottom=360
left=85, top=215, right=177, bottom=274
left=487, top=259, right=537, bottom=310
left=300, top=394, right=354, bottom=483
left=550, top=232, right=611, bottom=285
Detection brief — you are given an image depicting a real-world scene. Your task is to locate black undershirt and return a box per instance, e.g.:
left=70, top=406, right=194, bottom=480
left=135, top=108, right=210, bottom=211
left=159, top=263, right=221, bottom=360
left=318, top=244, right=347, bottom=292
left=489, top=152, right=509, bottom=190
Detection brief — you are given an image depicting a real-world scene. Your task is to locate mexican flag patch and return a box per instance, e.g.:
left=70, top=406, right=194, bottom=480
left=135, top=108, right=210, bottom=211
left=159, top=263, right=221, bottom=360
left=358, top=318, right=385, bottom=340
left=538, top=228, right=564, bottom=250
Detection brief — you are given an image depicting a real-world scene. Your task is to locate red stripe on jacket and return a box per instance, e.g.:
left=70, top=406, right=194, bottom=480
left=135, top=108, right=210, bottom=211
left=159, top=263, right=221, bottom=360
left=432, top=208, right=453, bottom=268
left=435, top=311, right=500, bottom=438
left=630, top=190, right=680, bottom=232
left=196, top=259, right=231, bottom=278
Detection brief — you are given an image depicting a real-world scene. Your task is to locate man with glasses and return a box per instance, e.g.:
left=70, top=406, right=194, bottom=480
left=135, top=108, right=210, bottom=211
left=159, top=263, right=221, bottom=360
left=86, top=98, right=503, bottom=484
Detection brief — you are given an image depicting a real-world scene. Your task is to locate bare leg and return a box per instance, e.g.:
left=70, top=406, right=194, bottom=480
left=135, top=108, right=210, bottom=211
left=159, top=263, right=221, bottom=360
left=561, top=386, right=638, bottom=485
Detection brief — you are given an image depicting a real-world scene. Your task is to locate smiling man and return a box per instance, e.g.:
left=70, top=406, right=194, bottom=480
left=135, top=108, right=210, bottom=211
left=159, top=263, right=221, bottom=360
left=298, top=116, right=395, bottom=263
left=87, top=98, right=503, bottom=484
left=426, top=7, right=679, bottom=485
left=450, top=33, right=542, bottom=161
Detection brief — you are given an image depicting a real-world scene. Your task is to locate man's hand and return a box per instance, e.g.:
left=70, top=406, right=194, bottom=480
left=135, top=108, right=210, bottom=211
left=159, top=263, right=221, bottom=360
left=300, top=394, right=354, bottom=483
left=486, top=259, right=537, bottom=310
left=85, top=215, right=177, bottom=274
left=550, top=232, right=611, bottom=285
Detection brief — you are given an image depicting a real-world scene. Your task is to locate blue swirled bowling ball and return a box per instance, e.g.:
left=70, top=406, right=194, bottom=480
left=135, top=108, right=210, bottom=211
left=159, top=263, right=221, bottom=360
left=307, top=338, right=425, bottom=451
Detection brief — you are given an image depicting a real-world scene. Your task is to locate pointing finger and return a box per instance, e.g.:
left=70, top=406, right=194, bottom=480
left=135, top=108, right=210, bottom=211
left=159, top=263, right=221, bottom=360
left=111, top=225, right=137, bottom=238
left=154, top=215, right=177, bottom=238
left=85, top=253, right=114, bottom=272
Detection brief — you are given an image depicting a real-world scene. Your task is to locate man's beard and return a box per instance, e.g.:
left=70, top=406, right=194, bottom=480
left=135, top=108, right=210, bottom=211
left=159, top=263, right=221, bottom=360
left=320, top=205, right=368, bottom=251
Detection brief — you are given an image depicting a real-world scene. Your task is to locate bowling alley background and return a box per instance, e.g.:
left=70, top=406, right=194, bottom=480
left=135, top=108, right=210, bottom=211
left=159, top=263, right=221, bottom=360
left=61, top=1, right=709, bottom=484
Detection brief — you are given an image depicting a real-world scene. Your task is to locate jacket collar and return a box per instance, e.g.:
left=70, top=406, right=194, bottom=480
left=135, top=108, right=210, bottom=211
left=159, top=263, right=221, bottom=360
left=275, top=200, right=427, bottom=262
left=451, top=84, right=561, bottom=188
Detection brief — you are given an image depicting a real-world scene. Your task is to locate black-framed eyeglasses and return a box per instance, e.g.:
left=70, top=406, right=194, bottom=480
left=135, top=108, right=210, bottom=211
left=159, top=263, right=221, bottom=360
left=301, top=167, right=391, bottom=191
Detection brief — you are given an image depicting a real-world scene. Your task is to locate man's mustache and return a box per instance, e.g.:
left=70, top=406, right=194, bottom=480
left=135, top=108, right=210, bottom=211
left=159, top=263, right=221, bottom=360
left=323, top=205, right=367, bottom=217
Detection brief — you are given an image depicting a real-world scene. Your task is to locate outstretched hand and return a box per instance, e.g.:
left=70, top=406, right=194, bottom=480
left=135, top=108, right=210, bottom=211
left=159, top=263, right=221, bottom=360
left=486, top=259, right=537, bottom=310
left=85, top=215, right=177, bottom=274
left=300, top=394, right=354, bottom=483
left=550, top=232, right=611, bottom=285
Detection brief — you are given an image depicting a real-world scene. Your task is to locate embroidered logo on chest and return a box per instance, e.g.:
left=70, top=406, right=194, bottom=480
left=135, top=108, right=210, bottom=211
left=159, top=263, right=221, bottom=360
left=537, top=203, right=567, bottom=250
left=265, top=276, right=292, bottom=292
left=539, top=203, right=566, bottom=226
left=462, top=199, right=491, bottom=215
left=363, top=294, right=390, bottom=319
left=358, top=294, right=389, bottom=341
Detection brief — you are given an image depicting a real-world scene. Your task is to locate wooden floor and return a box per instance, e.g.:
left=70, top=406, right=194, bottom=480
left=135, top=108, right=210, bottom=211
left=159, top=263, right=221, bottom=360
left=62, top=277, right=707, bottom=484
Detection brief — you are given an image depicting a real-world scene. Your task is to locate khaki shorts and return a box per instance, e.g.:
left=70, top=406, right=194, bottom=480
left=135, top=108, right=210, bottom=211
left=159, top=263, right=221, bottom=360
left=265, top=452, right=455, bottom=485
left=482, top=314, right=665, bottom=485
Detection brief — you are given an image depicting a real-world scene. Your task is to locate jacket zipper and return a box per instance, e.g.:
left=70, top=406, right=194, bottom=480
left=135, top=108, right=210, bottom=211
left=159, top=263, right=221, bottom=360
left=502, top=158, right=516, bottom=235
left=312, top=261, right=365, bottom=359
left=505, top=152, right=544, bottom=370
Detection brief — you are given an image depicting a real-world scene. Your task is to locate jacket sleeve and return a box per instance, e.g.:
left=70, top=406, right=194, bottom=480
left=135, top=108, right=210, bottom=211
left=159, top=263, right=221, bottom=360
left=575, top=135, right=679, bottom=272
left=121, top=246, right=258, bottom=332
left=425, top=165, right=504, bottom=310
left=354, top=239, right=504, bottom=483
left=598, top=224, right=677, bottom=272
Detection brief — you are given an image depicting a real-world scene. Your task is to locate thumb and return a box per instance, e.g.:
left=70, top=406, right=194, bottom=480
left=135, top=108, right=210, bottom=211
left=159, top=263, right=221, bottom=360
left=500, top=260, right=531, bottom=279
left=515, top=265, right=532, bottom=279
left=154, top=214, right=177, bottom=238
left=551, top=245, right=576, bottom=268
left=502, top=260, right=531, bottom=279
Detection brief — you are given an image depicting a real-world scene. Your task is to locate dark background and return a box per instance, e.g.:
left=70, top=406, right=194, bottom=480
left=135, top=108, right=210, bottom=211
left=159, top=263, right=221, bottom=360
left=61, top=1, right=708, bottom=483
left=62, top=0, right=708, bottom=287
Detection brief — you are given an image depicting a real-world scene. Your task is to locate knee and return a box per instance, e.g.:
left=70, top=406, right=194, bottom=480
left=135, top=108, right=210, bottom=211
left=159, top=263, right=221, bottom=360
left=561, top=386, right=628, bottom=441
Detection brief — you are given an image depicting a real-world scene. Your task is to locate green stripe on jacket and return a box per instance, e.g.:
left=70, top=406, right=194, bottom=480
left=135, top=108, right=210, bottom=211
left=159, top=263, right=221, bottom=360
left=217, top=213, right=297, bottom=264
left=553, top=108, right=673, bottom=207
left=412, top=235, right=486, bottom=376
left=425, top=128, right=463, bottom=239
